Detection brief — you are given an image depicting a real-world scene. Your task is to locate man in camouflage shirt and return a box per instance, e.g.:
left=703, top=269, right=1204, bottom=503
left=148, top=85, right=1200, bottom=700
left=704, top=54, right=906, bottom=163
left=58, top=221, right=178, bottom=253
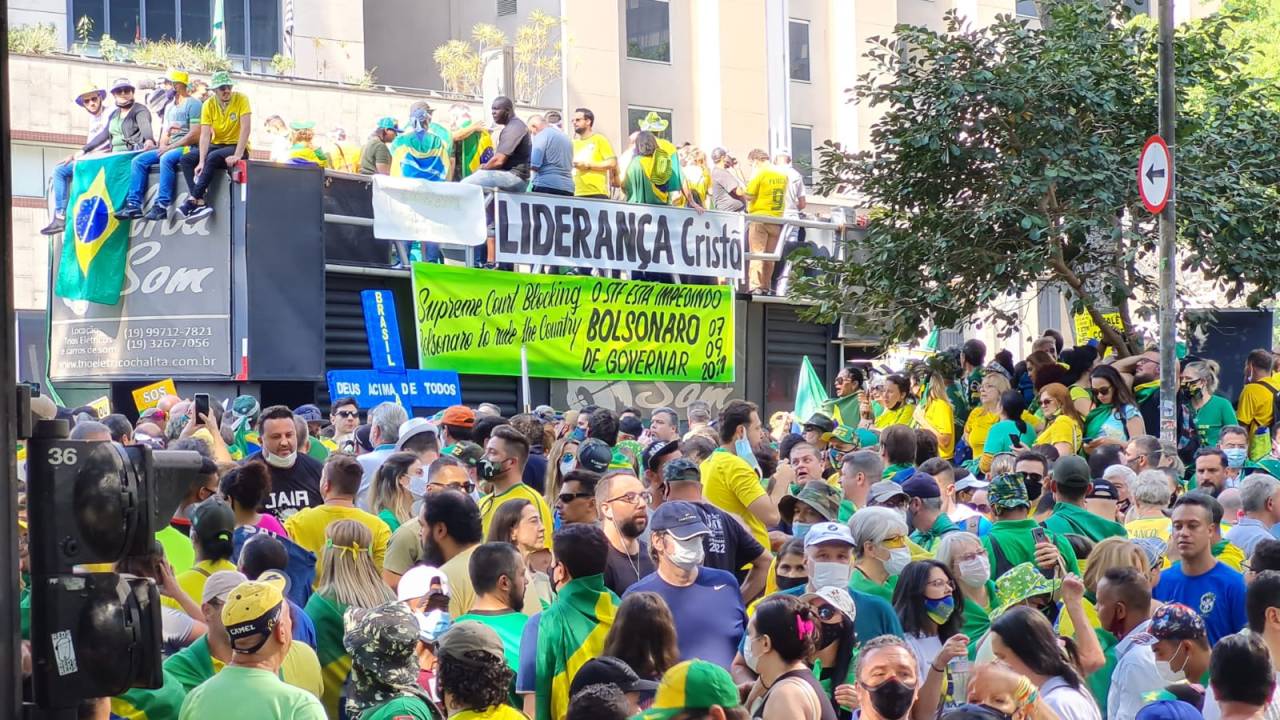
left=343, top=603, right=441, bottom=719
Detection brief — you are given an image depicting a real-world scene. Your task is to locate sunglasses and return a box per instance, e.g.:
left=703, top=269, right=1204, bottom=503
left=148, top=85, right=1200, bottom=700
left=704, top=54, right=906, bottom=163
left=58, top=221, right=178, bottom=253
left=558, top=492, right=592, bottom=504
left=1023, top=472, right=1044, bottom=484
left=335, top=410, right=358, bottom=418
left=814, top=604, right=840, bottom=622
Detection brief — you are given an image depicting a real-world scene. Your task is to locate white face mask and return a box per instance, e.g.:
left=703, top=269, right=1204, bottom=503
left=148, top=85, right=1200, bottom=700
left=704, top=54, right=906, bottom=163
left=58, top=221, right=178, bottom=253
left=265, top=450, right=297, bottom=469
left=1155, top=643, right=1188, bottom=683
left=958, top=555, right=991, bottom=587
left=408, top=472, right=428, bottom=498
left=811, top=561, right=852, bottom=590
left=744, top=634, right=763, bottom=673
left=665, top=535, right=705, bottom=570
left=883, top=547, right=912, bottom=577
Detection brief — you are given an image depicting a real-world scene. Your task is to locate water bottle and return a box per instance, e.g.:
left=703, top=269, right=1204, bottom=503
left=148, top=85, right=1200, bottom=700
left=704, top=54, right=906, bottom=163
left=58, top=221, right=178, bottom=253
left=948, top=657, right=972, bottom=704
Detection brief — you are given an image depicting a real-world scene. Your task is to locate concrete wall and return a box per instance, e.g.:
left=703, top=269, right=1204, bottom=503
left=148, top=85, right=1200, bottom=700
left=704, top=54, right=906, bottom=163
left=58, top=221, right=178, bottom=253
left=363, top=0, right=451, bottom=90
left=290, top=0, right=366, bottom=83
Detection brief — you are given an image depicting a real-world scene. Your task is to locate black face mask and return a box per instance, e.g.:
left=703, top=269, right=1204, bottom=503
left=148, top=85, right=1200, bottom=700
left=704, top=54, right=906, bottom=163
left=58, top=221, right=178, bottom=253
left=819, top=620, right=845, bottom=649
left=863, top=678, right=916, bottom=720
left=776, top=575, right=807, bottom=591
left=479, top=458, right=506, bottom=481
left=1023, top=473, right=1043, bottom=501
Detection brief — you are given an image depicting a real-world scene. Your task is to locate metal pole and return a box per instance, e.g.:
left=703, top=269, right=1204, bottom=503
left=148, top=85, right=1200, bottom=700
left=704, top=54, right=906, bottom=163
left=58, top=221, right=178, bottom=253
left=0, top=4, right=21, bottom=716
left=1157, top=0, right=1177, bottom=444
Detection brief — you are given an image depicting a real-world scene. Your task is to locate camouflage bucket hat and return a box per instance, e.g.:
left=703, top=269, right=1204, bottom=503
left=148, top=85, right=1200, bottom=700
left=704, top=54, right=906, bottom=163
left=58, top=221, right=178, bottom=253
left=988, top=472, right=1030, bottom=511
left=991, top=562, right=1058, bottom=618
left=343, top=603, right=425, bottom=713
left=779, top=481, right=843, bottom=524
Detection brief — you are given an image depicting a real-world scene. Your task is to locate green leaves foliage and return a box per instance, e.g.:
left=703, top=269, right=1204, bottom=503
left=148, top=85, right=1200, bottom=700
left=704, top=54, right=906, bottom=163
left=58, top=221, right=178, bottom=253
left=794, top=0, right=1280, bottom=354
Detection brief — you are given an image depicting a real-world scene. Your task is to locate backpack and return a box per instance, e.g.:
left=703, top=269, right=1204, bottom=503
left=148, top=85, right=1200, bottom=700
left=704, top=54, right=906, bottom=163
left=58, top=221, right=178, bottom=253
left=232, top=524, right=317, bottom=608
left=1247, top=380, right=1280, bottom=435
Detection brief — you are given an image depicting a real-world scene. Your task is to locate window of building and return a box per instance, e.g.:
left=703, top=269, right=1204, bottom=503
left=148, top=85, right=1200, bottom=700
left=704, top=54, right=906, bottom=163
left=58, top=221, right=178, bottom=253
left=497, top=0, right=518, bottom=16
left=1016, top=0, right=1038, bottom=17
left=68, top=0, right=277, bottom=59
left=789, top=19, right=810, bottom=82
left=790, top=125, right=814, bottom=185
left=626, top=106, right=673, bottom=140
left=626, top=0, right=671, bottom=63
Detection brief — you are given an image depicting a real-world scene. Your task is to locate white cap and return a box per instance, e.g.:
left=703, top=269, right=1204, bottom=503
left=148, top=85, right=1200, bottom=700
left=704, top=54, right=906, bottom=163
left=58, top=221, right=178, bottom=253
left=803, top=521, right=856, bottom=548
left=397, top=565, right=450, bottom=602
left=202, top=570, right=249, bottom=605
left=396, top=417, right=438, bottom=451
left=955, top=476, right=990, bottom=492
left=801, top=586, right=857, bottom=623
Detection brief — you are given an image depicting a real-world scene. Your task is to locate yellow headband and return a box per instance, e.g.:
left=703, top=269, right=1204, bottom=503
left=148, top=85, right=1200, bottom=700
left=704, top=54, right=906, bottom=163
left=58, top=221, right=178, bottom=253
left=325, top=539, right=369, bottom=557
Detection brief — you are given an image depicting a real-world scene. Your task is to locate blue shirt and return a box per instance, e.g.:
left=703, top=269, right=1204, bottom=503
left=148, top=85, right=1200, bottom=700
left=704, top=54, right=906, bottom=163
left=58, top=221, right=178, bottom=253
left=515, top=611, right=540, bottom=694
left=1153, top=560, right=1247, bottom=644
left=529, top=125, right=575, bottom=193
left=624, top=567, right=745, bottom=668
left=779, top=584, right=904, bottom=642
left=165, top=96, right=204, bottom=144
left=288, top=599, right=316, bottom=647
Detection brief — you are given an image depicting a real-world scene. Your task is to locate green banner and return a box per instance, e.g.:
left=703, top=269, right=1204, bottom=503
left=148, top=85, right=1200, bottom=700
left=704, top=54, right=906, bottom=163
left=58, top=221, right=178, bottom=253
left=411, top=263, right=734, bottom=383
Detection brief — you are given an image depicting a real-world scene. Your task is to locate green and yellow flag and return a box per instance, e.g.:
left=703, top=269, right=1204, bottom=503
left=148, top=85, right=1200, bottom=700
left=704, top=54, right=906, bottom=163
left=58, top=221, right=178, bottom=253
left=304, top=591, right=351, bottom=719
left=534, top=574, right=617, bottom=720
left=458, top=120, right=494, bottom=178
left=53, top=153, right=136, bottom=305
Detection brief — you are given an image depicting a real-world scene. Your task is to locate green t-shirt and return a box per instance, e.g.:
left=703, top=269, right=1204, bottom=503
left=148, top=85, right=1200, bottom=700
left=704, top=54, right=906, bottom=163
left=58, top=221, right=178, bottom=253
left=849, top=567, right=897, bottom=603
left=1194, top=394, right=1238, bottom=448
left=982, top=419, right=1037, bottom=457
left=378, top=507, right=401, bottom=533
left=363, top=695, right=437, bottom=720
left=455, top=610, right=528, bottom=673
left=109, top=111, right=126, bottom=152
left=1041, top=502, right=1127, bottom=544
left=178, top=665, right=326, bottom=720
left=982, top=518, right=1080, bottom=577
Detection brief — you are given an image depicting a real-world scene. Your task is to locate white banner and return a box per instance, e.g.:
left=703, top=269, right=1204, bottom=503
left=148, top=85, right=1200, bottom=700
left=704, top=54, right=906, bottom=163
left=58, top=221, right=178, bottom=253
left=372, top=175, right=486, bottom=247
left=494, top=192, right=746, bottom=280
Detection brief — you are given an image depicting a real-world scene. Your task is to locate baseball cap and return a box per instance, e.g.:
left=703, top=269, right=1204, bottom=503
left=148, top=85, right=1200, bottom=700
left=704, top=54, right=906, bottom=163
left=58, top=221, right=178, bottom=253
left=1134, top=603, right=1206, bottom=645
left=619, top=416, right=644, bottom=438
left=396, top=417, right=438, bottom=450
left=941, top=705, right=1014, bottom=720
left=867, top=481, right=909, bottom=506
left=448, top=441, right=484, bottom=467
left=955, top=476, right=989, bottom=492
left=662, top=458, right=701, bottom=485
left=293, top=404, right=323, bottom=423
left=642, top=439, right=680, bottom=472
left=376, top=116, right=402, bottom=132
left=1133, top=536, right=1168, bottom=569
left=578, top=438, right=614, bottom=474
left=1054, top=455, right=1091, bottom=490
left=397, top=565, right=450, bottom=602
left=354, top=424, right=375, bottom=453
left=901, top=471, right=941, bottom=499
left=1135, top=700, right=1203, bottom=720
left=438, top=620, right=505, bottom=664
left=779, top=481, right=842, bottom=524
left=210, top=70, right=233, bottom=89
left=202, top=570, right=249, bottom=605
left=635, top=660, right=741, bottom=720
left=221, top=574, right=287, bottom=653
left=533, top=405, right=561, bottom=423
left=343, top=602, right=421, bottom=689
left=988, top=473, right=1031, bottom=511
left=800, top=586, right=857, bottom=624
left=829, top=425, right=858, bottom=449
left=650, top=502, right=711, bottom=540
left=1086, top=477, right=1119, bottom=501
left=803, top=413, right=836, bottom=435
left=190, top=499, right=235, bottom=550
left=570, top=656, right=660, bottom=697
left=441, top=405, right=476, bottom=428
left=804, top=521, right=856, bottom=548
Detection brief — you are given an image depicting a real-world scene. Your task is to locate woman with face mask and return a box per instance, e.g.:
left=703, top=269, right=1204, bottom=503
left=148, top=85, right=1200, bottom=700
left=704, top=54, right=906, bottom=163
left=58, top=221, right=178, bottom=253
left=743, top=595, right=838, bottom=720
left=772, top=537, right=809, bottom=593
left=1181, top=360, right=1237, bottom=449
left=892, top=560, right=970, bottom=717
left=368, top=451, right=422, bottom=532
left=849, top=507, right=911, bottom=603
left=989, top=607, right=1101, bottom=720
left=801, top=587, right=859, bottom=719
left=936, top=532, right=994, bottom=659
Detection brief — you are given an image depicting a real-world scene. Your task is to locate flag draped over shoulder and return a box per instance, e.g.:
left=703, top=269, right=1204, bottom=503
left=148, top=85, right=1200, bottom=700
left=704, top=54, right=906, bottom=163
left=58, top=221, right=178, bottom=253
left=457, top=121, right=494, bottom=178
left=794, top=356, right=829, bottom=425
left=391, top=131, right=450, bottom=182
left=228, top=420, right=261, bottom=461
left=54, top=153, right=136, bottom=305
left=304, top=591, right=351, bottom=720
left=534, top=574, right=617, bottom=720
left=110, top=668, right=186, bottom=719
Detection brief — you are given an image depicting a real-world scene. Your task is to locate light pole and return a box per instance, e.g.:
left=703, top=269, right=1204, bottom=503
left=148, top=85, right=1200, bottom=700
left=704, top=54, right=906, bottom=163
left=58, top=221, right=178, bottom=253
left=1156, top=0, right=1177, bottom=444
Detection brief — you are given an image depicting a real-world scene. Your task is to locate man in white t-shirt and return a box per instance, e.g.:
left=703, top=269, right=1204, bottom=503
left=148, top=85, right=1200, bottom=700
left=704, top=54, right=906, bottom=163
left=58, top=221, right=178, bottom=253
left=771, top=150, right=814, bottom=294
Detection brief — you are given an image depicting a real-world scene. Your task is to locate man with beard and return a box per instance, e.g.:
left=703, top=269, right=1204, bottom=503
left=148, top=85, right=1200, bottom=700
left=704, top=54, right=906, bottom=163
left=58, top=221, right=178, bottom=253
left=243, top=406, right=323, bottom=519
left=597, top=469, right=655, bottom=595
left=455, top=542, right=530, bottom=686
left=419, top=489, right=484, bottom=617
left=1195, top=448, right=1230, bottom=497
left=1126, top=435, right=1163, bottom=476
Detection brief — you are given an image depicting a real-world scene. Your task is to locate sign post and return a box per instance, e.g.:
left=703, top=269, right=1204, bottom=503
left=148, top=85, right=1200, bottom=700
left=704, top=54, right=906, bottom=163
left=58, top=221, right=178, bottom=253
left=1154, top=0, right=1177, bottom=445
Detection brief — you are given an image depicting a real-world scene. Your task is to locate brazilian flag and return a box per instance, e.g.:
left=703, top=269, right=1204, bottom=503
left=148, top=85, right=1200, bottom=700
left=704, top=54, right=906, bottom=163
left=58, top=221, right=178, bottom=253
left=304, top=591, right=351, bottom=719
left=53, top=153, right=137, bottom=305
left=534, top=574, right=617, bottom=720
left=391, top=130, right=449, bottom=182
left=458, top=120, right=494, bottom=178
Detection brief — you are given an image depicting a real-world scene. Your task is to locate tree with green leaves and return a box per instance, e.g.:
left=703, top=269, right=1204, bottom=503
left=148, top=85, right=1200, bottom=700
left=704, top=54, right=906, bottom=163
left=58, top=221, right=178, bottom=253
left=795, top=0, right=1280, bottom=356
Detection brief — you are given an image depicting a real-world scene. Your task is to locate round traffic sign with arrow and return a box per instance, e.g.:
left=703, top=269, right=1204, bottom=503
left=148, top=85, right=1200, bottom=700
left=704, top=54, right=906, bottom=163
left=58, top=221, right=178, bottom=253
left=1138, top=135, right=1172, bottom=214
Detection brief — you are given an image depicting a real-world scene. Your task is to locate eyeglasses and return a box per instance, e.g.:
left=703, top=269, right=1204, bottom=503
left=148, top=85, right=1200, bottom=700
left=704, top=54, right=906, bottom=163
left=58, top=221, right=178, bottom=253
left=606, top=491, right=652, bottom=506
left=335, top=410, right=358, bottom=418
left=926, top=579, right=955, bottom=591
left=558, top=492, right=592, bottom=504
left=1039, top=397, right=1055, bottom=405
left=429, top=481, right=475, bottom=494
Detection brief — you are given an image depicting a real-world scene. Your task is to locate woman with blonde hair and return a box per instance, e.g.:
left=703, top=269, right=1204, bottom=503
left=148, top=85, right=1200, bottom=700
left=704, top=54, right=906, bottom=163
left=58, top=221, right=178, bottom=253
left=914, top=369, right=957, bottom=460
left=304, top=519, right=396, bottom=718
left=543, top=431, right=581, bottom=510
left=965, top=372, right=1013, bottom=462
left=1080, top=537, right=1146, bottom=600
left=1035, top=383, right=1085, bottom=456
left=966, top=662, right=1059, bottom=720
left=367, top=451, right=421, bottom=532
left=1182, top=359, right=1238, bottom=447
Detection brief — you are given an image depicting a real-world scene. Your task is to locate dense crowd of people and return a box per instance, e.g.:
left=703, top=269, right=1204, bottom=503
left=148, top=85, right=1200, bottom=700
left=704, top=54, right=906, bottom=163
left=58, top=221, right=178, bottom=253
left=21, top=331, right=1280, bottom=719
left=43, top=71, right=813, bottom=292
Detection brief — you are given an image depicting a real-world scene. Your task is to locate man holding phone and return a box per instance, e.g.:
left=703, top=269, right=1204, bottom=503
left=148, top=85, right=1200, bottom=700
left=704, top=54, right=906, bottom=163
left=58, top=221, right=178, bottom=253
left=981, top=472, right=1079, bottom=580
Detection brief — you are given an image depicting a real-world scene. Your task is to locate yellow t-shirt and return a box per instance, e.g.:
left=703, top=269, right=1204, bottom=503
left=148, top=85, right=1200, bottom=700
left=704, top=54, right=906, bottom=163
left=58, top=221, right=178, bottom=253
left=701, top=449, right=770, bottom=549
left=200, top=92, right=251, bottom=145
left=964, top=406, right=999, bottom=458
left=1238, top=375, right=1280, bottom=459
left=478, top=483, right=554, bottom=550
left=164, top=558, right=238, bottom=611
left=1125, top=516, right=1171, bottom=542
left=572, top=133, right=615, bottom=197
left=451, top=704, right=529, bottom=720
left=875, top=403, right=915, bottom=429
left=1036, top=415, right=1083, bottom=453
left=745, top=165, right=788, bottom=216
left=283, top=503, right=391, bottom=573
left=922, top=398, right=956, bottom=459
